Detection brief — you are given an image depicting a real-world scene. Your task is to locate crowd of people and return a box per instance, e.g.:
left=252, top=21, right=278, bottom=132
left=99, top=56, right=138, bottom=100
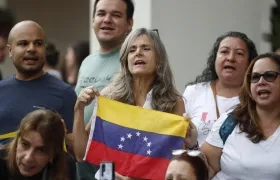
left=0, top=0, right=280, bottom=179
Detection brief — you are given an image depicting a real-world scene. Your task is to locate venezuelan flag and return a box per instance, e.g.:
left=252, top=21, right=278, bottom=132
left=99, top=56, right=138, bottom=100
left=84, top=96, right=188, bottom=180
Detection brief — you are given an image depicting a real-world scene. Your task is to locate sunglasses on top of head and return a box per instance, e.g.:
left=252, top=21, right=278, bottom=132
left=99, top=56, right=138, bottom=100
left=172, top=149, right=201, bottom=157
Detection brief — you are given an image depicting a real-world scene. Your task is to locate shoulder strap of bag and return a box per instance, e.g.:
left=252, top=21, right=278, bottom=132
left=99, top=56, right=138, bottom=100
left=219, top=114, right=237, bottom=144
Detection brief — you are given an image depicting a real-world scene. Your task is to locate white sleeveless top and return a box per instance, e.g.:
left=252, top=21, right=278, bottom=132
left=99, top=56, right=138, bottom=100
left=142, top=90, right=153, bottom=109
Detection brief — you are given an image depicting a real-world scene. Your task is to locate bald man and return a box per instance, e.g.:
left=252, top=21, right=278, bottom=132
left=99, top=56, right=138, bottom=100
left=0, top=21, right=77, bottom=153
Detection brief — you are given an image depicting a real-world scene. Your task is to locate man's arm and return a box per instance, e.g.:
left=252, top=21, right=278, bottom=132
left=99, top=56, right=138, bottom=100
left=61, top=86, right=77, bottom=155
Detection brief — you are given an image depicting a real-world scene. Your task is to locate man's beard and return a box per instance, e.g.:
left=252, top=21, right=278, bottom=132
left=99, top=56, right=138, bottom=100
left=15, top=63, right=44, bottom=77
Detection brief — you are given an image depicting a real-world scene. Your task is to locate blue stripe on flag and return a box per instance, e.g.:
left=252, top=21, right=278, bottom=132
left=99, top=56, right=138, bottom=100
left=92, top=116, right=184, bottom=159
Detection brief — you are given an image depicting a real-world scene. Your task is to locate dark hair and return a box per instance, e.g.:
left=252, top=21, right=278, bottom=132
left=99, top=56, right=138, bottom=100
left=188, top=31, right=258, bottom=85
left=61, top=40, right=90, bottom=84
left=170, top=153, right=208, bottom=180
left=93, top=0, right=134, bottom=20
left=232, top=52, right=280, bottom=143
left=46, top=41, right=59, bottom=67
left=71, top=40, right=90, bottom=68
left=0, top=8, right=15, bottom=39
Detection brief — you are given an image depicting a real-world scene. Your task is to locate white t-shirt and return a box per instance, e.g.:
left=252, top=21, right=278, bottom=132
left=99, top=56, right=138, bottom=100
left=183, top=82, right=239, bottom=145
left=206, top=113, right=280, bottom=180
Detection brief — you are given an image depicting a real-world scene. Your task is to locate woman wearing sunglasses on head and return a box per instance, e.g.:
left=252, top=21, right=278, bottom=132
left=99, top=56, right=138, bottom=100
left=200, top=52, right=280, bottom=179
left=165, top=149, right=208, bottom=180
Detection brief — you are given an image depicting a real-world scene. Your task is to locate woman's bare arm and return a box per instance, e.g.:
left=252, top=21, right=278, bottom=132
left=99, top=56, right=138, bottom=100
left=200, top=142, right=222, bottom=179
left=73, top=86, right=99, bottom=161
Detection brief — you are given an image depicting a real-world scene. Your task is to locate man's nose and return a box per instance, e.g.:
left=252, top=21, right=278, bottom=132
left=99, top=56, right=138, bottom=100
left=27, top=43, right=35, bottom=52
left=103, top=14, right=112, bottom=23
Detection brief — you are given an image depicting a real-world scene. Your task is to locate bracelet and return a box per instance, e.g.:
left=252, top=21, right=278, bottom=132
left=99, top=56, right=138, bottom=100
left=188, top=141, right=199, bottom=150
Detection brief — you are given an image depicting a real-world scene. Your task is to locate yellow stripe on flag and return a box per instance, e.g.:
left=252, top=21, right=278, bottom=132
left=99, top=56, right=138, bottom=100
left=0, top=131, right=17, bottom=139
left=96, top=96, right=188, bottom=138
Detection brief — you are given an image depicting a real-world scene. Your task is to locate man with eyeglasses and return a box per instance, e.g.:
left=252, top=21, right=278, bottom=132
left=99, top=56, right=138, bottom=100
left=74, top=0, right=134, bottom=179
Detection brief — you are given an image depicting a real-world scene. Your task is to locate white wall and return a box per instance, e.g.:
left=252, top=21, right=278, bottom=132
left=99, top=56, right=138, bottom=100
left=1, top=0, right=90, bottom=78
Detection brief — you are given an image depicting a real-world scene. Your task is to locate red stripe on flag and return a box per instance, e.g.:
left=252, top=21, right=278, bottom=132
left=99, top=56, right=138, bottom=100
left=85, top=140, right=169, bottom=180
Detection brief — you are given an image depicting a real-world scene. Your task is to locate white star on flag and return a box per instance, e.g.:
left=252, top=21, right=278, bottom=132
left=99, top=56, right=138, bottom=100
left=143, top=136, right=148, bottom=142
left=127, top=133, right=132, bottom=139
left=120, top=136, right=125, bottom=142
left=147, top=142, right=152, bottom=147
left=136, top=131, right=141, bottom=136
left=147, top=149, right=152, bottom=155
left=118, top=144, right=123, bottom=149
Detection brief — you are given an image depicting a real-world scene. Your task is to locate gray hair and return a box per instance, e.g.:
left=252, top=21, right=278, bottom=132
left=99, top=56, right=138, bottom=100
left=107, top=28, right=180, bottom=113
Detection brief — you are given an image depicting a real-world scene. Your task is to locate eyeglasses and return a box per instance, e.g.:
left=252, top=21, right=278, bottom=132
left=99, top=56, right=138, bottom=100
left=248, top=71, right=280, bottom=83
left=172, top=149, right=201, bottom=157
left=172, top=149, right=207, bottom=163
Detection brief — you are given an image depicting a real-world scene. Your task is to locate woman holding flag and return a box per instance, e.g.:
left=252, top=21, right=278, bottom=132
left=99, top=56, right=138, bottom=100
left=73, top=28, right=198, bottom=179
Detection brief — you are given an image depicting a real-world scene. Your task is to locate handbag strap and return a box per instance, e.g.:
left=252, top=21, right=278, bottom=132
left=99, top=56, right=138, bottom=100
left=210, top=81, right=220, bottom=118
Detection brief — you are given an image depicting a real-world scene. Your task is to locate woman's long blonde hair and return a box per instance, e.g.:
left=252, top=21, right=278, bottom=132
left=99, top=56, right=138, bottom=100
left=107, top=28, right=180, bottom=113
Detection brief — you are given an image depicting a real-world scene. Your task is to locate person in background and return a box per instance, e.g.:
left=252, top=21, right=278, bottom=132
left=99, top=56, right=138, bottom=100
left=74, top=0, right=134, bottom=179
left=0, top=36, right=7, bottom=80
left=183, top=31, right=258, bottom=145
left=0, top=109, right=69, bottom=179
left=75, top=0, right=134, bottom=126
left=44, top=40, right=62, bottom=80
left=62, top=40, right=89, bottom=86
left=0, top=8, right=15, bottom=80
left=201, top=52, right=280, bottom=179
left=165, top=150, right=208, bottom=180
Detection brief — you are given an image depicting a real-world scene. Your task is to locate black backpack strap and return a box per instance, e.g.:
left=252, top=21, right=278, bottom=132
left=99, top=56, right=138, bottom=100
left=219, top=114, right=237, bottom=145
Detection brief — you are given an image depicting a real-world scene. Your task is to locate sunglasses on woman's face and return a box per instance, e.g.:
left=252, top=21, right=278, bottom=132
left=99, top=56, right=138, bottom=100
left=248, top=71, right=280, bottom=83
